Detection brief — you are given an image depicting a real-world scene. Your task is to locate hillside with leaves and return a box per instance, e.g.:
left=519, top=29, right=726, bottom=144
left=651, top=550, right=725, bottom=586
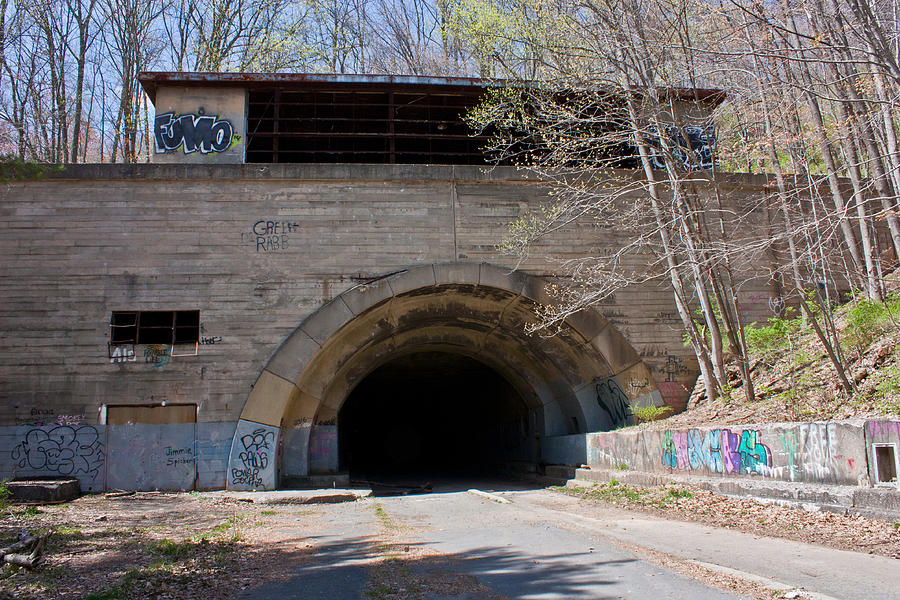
left=643, top=285, right=900, bottom=429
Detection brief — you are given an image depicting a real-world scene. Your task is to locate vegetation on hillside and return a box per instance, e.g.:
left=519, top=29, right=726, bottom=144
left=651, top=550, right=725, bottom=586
left=649, top=289, right=900, bottom=427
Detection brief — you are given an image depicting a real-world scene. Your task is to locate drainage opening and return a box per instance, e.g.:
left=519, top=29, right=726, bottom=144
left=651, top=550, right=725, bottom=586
left=338, top=351, right=534, bottom=483
left=874, top=444, right=898, bottom=485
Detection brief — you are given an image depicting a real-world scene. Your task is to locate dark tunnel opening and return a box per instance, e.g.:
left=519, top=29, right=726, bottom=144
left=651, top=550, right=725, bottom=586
left=338, top=351, right=535, bottom=484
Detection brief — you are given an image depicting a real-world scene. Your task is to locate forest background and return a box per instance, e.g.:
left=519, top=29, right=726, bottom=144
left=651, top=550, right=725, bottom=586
left=2, top=0, right=900, bottom=413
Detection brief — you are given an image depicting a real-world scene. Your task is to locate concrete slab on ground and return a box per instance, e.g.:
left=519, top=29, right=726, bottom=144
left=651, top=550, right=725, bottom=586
left=204, top=488, right=371, bottom=505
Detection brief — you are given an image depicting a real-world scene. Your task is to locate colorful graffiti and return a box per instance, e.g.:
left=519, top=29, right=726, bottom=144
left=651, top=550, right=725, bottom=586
left=661, top=428, right=772, bottom=476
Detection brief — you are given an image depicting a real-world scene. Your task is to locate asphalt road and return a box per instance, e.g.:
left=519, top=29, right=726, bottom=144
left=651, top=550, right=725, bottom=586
left=238, top=479, right=900, bottom=599
left=240, top=480, right=748, bottom=599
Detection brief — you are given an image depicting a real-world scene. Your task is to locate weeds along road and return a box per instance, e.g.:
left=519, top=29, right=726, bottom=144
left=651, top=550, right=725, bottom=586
left=238, top=480, right=900, bottom=600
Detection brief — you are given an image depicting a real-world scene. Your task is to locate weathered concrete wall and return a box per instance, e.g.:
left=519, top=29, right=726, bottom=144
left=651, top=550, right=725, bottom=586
left=542, top=434, right=588, bottom=466
left=0, top=420, right=238, bottom=492
left=585, top=419, right=900, bottom=487
left=0, top=164, right=779, bottom=490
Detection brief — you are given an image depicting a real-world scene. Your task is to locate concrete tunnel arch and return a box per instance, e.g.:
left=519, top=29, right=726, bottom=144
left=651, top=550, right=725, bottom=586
left=226, top=262, right=663, bottom=490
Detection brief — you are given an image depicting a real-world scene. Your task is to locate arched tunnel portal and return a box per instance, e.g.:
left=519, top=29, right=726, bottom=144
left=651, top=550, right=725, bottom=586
left=226, top=263, right=662, bottom=490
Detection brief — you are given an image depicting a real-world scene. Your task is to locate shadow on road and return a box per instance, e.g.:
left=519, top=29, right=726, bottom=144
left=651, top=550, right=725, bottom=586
left=239, top=534, right=639, bottom=599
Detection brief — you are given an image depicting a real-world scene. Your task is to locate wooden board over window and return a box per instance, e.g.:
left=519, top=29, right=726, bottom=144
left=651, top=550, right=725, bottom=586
left=107, top=404, right=197, bottom=425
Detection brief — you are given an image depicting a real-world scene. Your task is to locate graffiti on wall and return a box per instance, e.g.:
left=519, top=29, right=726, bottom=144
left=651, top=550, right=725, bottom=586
left=144, top=345, right=170, bottom=369
left=868, top=420, right=900, bottom=438
left=645, top=124, right=716, bottom=171
left=231, top=428, right=274, bottom=489
left=661, top=428, right=772, bottom=476
left=663, top=355, right=688, bottom=382
left=596, top=377, right=633, bottom=428
left=110, top=346, right=137, bottom=363
left=154, top=112, right=235, bottom=154
left=11, top=425, right=105, bottom=480
left=165, top=446, right=195, bottom=468
left=241, top=219, right=300, bottom=253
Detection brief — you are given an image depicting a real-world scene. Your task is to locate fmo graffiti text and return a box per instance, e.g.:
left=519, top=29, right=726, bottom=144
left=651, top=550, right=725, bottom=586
left=154, top=112, right=234, bottom=154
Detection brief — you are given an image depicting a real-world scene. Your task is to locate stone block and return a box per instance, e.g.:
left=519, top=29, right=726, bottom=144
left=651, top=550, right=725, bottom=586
left=565, top=309, right=609, bottom=343
left=8, top=478, right=80, bottom=504
left=591, top=325, right=641, bottom=374
left=266, top=329, right=321, bottom=384
left=240, top=370, right=299, bottom=427
left=339, top=278, right=394, bottom=316
left=299, top=297, right=355, bottom=345
left=434, top=261, right=481, bottom=286
left=387, top=264, right=436, bottom=296
left=478, top=263, right=529, bottom=296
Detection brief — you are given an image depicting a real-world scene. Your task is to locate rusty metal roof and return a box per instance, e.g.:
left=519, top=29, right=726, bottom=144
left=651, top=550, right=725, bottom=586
left=138, top=71, right=725, bottom=105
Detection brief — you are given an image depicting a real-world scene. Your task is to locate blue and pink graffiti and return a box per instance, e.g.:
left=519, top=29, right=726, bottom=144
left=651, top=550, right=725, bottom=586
left=661, top=428, right=772, bottom=476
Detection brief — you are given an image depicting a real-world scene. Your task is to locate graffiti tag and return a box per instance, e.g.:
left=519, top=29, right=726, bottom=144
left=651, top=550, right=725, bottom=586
left=596, top=377, right=633, bottom=428
left=231, top=428, right=274, bottom=489
left=154, top=112, right=234, bottom=154
left=11, top=425, right=105, bottom=480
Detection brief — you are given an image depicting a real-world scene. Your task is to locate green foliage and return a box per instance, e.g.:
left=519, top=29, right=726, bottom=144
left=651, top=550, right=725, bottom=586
left=633, top=405, right=673, bottom=424
left=0, top=480, right=11, bottom=512
left=0, top=155, right=62, bottom=182
left=148, top=538, right=197, bottom=559
left=614, top=463, right=628, bottom=470
left=843, top=294, right=900, bottom=354
left=20, top=506, right=40, bottom=518
left=585, top=480, right=648, bottom=504
left=664, top=487, right=693, bottom=500
left=744, top=308, right=801, bottom=361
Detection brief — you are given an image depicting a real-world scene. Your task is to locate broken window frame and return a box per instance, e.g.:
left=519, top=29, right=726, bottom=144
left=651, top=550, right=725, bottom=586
left=109, top=310, right=201, bottom=356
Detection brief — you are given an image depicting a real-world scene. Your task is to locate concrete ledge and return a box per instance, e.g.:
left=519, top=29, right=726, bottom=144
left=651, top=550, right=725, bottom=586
left=574, top=467, right=900, bottom=521
left=48, top=163, right=776, bottom=187
left=207, top=487, right=369, bottom=505
left=8, top=478, right=80, bottom=504
left=281, top=473, right=351, bottom=489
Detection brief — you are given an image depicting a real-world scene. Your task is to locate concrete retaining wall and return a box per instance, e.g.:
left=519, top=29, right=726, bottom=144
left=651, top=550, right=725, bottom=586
left=2, top=421, right=238, bottom=492
left=585, top=419, right=900, bottom=487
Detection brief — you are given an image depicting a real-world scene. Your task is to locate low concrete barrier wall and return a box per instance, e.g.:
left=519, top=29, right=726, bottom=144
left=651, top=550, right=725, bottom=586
left=586, top=418, right=900, bottom=487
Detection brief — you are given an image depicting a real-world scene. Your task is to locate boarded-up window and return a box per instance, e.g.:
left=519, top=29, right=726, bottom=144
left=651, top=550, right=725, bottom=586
left=106, top=404, right=197, bottom=426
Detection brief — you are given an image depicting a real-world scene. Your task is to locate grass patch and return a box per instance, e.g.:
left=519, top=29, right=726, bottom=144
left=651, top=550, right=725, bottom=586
left=260, top=510, right=277, bottom=516
left=148, top=538, right=197, bottom=560
left=364, top=583, right=398, bottom=599
left=633, top=405, right=673, bottom=424
left=372, top=503, right=405, bottom=531
left=584, top=479, right=649, bottom=504
left=664, top=487, right=694, bottom=500
left=19, top=506, right=41, bottom=518
left=195, top=514, right=246, bottom=542
left=843, top=294, right=900, bottom=355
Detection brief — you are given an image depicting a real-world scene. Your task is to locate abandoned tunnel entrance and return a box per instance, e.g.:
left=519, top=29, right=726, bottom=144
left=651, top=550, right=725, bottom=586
left=338, top=351, right=533, bottom=481
left=226, top=263, right=663, bottom=490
